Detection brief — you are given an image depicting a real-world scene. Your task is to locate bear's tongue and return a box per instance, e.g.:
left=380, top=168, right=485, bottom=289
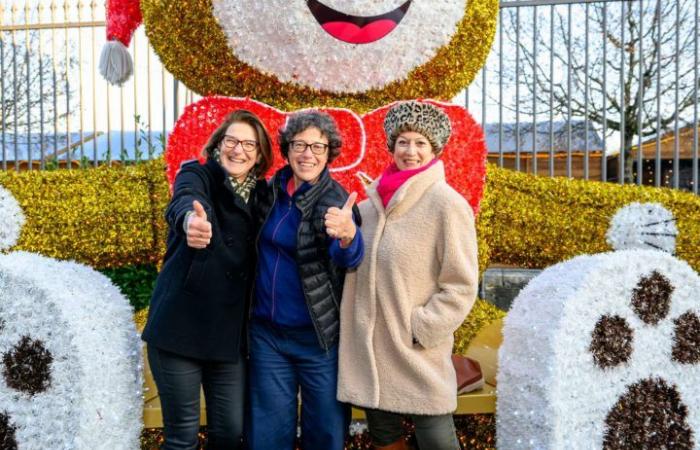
left=321, top=19, right=398, bottom=44
left=307, top=0, right=411, bottom=45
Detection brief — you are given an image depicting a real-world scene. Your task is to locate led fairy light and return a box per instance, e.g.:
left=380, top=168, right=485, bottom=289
left=497, top=204, right=700, bottom=449
left=0, top=184, right=24, bottom=252
left=0, top=183, right=143, bottom=450
left=100, top=0, right=499, bottom=111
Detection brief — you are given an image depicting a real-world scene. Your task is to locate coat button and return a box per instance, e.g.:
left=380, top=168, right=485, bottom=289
left=240, top=271, right=248, bottom=281
left=226, top=271, right=233, bottom=279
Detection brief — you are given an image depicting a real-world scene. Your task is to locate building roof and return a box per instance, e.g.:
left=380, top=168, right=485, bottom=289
left=0, top=131, right=166, bottom=162
left=631, top=126, right=700, bottom=159
left=483, top=120, right=604, bottom=154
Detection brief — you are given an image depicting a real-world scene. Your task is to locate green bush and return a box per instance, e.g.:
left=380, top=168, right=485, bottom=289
left=100, top=264, right=159, bottom=311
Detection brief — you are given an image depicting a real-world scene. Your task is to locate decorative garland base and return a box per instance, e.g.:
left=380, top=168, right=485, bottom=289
left=140, top=415, right=496, bottom=450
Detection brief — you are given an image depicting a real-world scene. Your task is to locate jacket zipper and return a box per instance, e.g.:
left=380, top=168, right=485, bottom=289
left=245, top=178, right=278, bottom=359
left=270, top=198, right=293, bottom=322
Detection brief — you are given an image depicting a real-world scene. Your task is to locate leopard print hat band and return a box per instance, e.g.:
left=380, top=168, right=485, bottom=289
left=383, top=101, right=452, bottom=155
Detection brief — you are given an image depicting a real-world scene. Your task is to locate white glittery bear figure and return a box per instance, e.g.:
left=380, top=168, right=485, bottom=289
left=497, top=203, right=700, bottom=450
left=0, top=183, right=143, bottom=450
left=606, top=202, right=678, bottom=254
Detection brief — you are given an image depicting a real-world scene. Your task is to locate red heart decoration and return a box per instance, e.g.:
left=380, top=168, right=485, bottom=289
left=166, top=96, right=487, bottom=214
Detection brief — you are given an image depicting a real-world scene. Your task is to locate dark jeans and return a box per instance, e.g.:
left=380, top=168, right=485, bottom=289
left=147, top=345, right=246, bottom=450
left=365, top=408, right=459, bottom=450
left=246, top=319, right=349, bottom=450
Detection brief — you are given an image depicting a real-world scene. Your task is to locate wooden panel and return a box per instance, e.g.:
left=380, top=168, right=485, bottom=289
left=454, top=318, right=504, bottom=414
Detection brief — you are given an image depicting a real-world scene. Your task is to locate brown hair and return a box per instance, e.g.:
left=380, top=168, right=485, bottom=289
left=201, top=109, right=274, bottom=178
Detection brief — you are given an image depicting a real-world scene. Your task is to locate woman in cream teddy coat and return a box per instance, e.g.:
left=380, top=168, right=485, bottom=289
left=337, top=101, right=479, bottom=450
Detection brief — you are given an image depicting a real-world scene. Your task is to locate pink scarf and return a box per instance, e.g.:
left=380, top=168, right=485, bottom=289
left=376, top=159, right=438, bottom=208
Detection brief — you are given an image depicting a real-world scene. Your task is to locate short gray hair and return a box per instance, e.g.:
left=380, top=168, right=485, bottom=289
left=279, top=111, right=343, bottom=163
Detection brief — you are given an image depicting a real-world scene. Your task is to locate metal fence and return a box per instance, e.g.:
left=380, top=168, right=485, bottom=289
left=0, top=0, right=196, bottom=170
left=0, top=0, right=697, bottom=194
left=470, top=0, right=699, bottom=193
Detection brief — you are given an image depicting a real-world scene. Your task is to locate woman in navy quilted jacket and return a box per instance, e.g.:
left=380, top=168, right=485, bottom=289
left=247, top=111, right=364, bottom=450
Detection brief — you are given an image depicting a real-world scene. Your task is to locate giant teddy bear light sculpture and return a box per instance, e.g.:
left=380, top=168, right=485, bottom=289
left=497, top=203, right=700, bottom=449
left=0, top=185, right=143, bottom=450
left=100, top=0, right=499, bottom=209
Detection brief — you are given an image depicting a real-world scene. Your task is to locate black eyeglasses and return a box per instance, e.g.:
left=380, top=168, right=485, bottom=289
left=289, top=140, right=329, bottom=155
left=221, top=135, right=258, bottom=153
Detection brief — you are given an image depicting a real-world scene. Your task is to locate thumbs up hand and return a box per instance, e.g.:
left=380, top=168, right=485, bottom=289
left=186, top=200, right=213, bottom=249
left=325, top=192, right=358, bottom=248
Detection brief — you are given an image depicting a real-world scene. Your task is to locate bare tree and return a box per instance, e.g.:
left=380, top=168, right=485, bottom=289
left=501, top=0, right=698, bottom=182
left=0, top=30, right=75, bottom=160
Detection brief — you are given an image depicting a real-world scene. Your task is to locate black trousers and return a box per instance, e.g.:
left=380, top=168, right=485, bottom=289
left=364, top=408, right=459, bottom=450
left=148, top=345, right=246, bottom=450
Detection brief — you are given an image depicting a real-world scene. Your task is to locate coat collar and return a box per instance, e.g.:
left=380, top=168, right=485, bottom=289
left=366, top=160, right=445, bottom=218
left=272, top=164, right=332, bottom=213
left=205, top=158, right=260, bottom=215
left=205, top=158, right=226, bottom=182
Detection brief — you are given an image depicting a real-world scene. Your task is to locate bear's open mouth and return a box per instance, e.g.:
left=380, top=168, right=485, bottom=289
left=307, top=0, right=412, bottom=44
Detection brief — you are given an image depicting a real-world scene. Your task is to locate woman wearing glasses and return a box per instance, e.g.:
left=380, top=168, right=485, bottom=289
left=247, top=111, right=364, bottom=450
left=142, top=110, right=273, bottom=450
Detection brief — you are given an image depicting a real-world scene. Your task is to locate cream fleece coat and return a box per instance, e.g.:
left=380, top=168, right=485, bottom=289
left=337, top=161, right=478, bottom=415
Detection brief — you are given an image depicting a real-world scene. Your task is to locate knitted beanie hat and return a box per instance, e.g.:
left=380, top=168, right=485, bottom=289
left=383, top=101, right=452, bottom=155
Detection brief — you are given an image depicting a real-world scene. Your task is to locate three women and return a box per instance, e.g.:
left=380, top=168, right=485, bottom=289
left=145, top=101, right=477, bottom=450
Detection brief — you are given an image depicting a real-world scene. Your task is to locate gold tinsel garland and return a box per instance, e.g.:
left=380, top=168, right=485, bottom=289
left=453, top=299, right=506, bottom=354
left=483, top=164, right=700, bottom=271
left=475, top=178, right=495, bottom=279
left=2, top=160, right=699, bottom=274
left=0, top=161, right=169, bottom=269
left=139, top=0, right=498, bottom=112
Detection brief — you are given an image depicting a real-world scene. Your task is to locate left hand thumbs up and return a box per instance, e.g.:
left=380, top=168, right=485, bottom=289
left=325, top=192, right=358, bottom=246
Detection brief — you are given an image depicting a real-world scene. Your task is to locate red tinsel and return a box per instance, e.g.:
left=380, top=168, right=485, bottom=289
left=106, top=0, right=143, bottom=46
left=165, top=97, right=487, bottom=214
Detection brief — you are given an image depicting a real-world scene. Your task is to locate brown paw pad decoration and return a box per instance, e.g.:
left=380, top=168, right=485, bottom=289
left=498, top=203, right=698, bottom=449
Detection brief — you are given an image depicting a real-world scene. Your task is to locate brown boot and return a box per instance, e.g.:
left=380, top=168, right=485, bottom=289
left=373, top=438, right=410, bottom=450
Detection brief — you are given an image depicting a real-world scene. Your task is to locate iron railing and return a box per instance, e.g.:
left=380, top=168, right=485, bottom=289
left=0, top=0, right=198, bottom=169
left=470, top=0, right=699, bottom=193
left=0, top=0, right=697, bottom=194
